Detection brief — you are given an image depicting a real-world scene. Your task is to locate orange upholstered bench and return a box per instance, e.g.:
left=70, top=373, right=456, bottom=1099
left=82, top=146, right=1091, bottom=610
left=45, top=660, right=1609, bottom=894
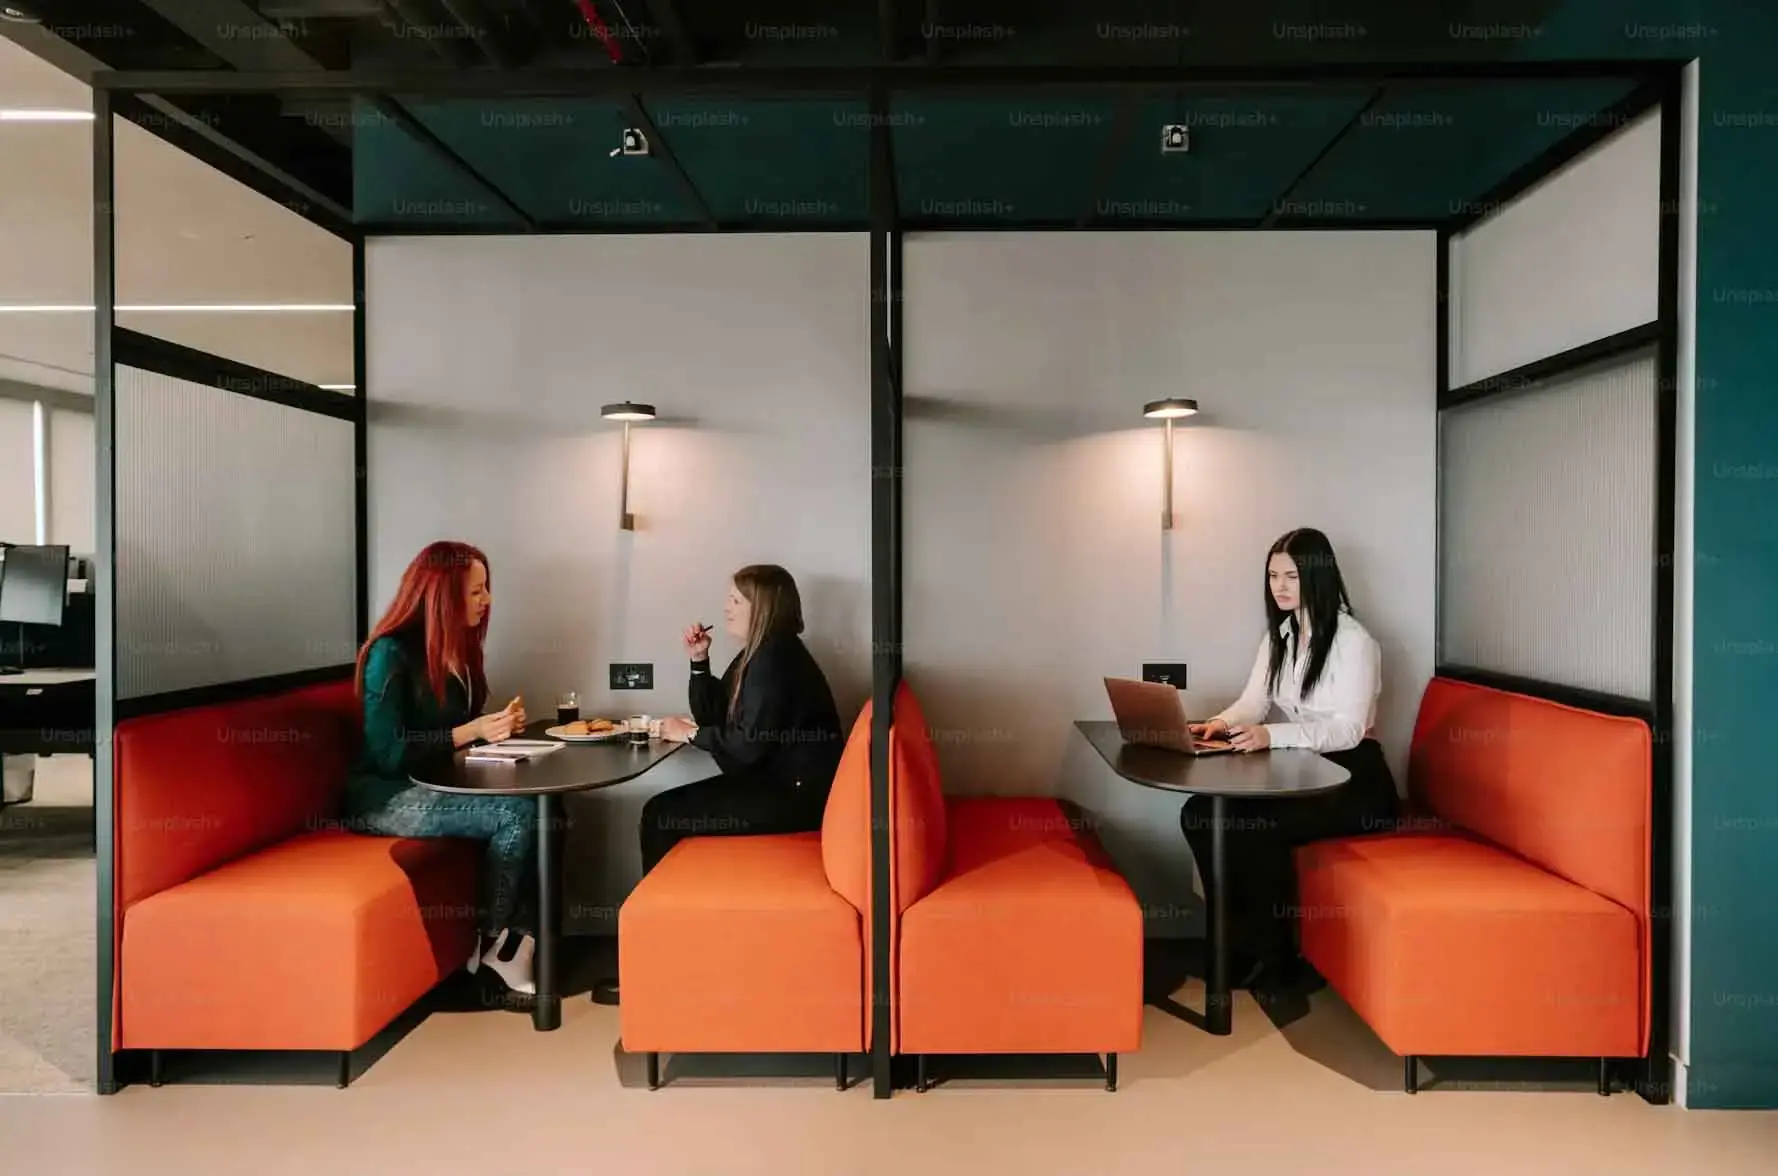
left=113, top=678, right=479, bottom=1086
left=888, top=686, right=1144, bottom=1090
left=1294, top=676, right=1651, bottom=1093
left=617, top=703, right=873, bottom=1088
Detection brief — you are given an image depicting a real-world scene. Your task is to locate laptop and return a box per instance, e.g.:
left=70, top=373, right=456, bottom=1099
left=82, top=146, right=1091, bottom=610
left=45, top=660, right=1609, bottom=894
left=1103, top=677, right=1236, bottom=755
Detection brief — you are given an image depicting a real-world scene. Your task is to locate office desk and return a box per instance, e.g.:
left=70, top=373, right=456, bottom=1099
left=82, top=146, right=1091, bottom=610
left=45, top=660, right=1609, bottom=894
left=411, top=722, right=682, bottom=1032
left=1075, top=720, right=1350, bottom=1035
left=0, top=668, right=97, bottom=758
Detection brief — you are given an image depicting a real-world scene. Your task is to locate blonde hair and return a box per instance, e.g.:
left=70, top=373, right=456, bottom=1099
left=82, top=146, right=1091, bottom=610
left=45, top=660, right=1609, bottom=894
left=728, top=564, right=805, bottom=718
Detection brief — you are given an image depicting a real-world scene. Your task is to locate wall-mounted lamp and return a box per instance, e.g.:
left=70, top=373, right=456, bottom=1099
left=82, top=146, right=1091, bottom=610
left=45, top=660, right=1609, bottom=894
left=1143, top=398, right=1198, bottom=530
left=601, top=401, right=656, bottom=531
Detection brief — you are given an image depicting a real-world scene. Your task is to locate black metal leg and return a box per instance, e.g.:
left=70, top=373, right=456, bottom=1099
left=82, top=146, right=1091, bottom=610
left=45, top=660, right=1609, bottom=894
left=149, top=1050, right=163, bottom=1088
left=1598, top=1057, right=1612, bottom=1096
left=1404, top=1055, right=1418, bottom=1094
left=645, top=1051, right=660, bottom=1090
left=533, top=792, right=561, bottom=1032
left=836, top=1053, right=848, bottom=1091
left=337, top=1051, right=351, bottom=1088
left=1105, top=1053, right=1118, bottom=1092
left=915, top=1054, right=929, bottom=1092
left=1206, top=794, right=1232, bottom=1035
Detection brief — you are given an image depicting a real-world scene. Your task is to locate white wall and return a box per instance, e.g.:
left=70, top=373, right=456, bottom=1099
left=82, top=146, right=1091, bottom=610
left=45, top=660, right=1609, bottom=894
left=0, top=397, right=33, bottom=541
left=366, top=233, right=872, bottom=930
left=48, top=406, right=92, bottom=553
left=903, top=230, right=1437, bottom=931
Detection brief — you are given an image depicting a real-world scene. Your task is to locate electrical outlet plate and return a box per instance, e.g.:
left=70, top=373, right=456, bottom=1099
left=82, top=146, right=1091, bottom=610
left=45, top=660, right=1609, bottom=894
left=610, top=662, right=653, bottom=690
left=1142, top=663, right=1189, bottom=688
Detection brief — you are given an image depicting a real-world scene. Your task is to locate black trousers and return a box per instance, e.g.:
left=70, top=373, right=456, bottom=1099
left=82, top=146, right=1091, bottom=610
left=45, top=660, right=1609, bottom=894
left=639, top=771, right=829, bottom=875
left=1179, top=738, right=1400, bottom=971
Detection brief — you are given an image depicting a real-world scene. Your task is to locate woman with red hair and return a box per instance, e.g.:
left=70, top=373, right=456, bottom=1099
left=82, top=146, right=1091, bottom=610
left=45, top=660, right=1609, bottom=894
left=344, top=540, right=538, bottom=996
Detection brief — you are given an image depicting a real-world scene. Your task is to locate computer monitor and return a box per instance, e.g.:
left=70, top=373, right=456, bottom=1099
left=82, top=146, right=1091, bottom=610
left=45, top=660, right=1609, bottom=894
left=0, top=544, right=69, bottom=627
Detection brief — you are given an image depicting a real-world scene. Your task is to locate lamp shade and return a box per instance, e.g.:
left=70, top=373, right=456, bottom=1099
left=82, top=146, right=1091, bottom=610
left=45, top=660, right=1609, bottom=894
left=601, top=401, right=656, bottom=421
left=1143, top=398, right=1199, bottom=420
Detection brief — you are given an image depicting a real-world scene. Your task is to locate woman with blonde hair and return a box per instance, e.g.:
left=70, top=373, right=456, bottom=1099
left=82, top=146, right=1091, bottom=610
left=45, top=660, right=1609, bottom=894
left=643, top=563, right=846, bottom=871
left=593, top=565, right=844, bottom=1005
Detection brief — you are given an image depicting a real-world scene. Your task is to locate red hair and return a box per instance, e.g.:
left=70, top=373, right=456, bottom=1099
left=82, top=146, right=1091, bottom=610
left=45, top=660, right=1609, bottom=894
left=356, top=540, right=491, bottom=711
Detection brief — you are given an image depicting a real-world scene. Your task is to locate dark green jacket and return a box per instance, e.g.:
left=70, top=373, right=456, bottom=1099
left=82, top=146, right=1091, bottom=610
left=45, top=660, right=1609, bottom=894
left=345, top=630, right=473, bottom=815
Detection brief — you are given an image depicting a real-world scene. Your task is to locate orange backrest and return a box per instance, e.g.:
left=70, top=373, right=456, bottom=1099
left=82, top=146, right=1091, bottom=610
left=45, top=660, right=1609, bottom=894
left=1408, top=675, right=1652, bottom=1050
left=819, top=682, right=949, bottom=1052
left=113, top=677, right=360, bottom=913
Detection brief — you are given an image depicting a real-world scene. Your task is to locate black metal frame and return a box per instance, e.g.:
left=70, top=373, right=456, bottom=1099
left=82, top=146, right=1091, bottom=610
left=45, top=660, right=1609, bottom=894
left=113, top=665, right=357, bottom=723
left=867, top=80, right=901, bottom=1100
left=91, top=100, right=366, bottom=1092
left=82, top=54, right=1689, bottom=1100
left=111, top=331, right=356, bottom=422
left=91, top=61, right=1676, bottom=98
left=1431, top=65, right=1682, bottom=1105
left=93, top=86, right=119, bottom=1097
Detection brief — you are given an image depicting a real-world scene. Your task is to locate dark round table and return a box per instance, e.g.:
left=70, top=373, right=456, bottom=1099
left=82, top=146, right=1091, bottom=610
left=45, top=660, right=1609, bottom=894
left=1074, top=720, right=1350, bottom=1036
left=411, top=719, right=682, bottom=1031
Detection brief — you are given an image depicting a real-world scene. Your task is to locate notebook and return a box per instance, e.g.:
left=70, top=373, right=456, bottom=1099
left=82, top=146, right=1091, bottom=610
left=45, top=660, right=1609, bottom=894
left=466, top=740, right=564, bottom=765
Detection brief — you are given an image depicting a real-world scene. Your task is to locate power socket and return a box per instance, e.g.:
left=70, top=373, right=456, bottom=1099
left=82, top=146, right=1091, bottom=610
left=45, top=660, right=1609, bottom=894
left=1142, top=663, right=1189, bottom=688
left=610, top=663, right=653, bottom=690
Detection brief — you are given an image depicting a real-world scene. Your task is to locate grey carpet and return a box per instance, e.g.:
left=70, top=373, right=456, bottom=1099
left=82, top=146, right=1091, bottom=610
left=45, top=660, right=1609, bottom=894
left=0, top=801, right=96, bottom=1093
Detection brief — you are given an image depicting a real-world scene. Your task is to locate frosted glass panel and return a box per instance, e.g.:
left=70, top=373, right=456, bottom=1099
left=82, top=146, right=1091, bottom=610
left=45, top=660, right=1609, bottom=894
left=49, top=408, right=94, bottom=554
left=116, top=365, right=356, bottom=699
left=1451, top=109, right=1660, bottom=387
left=0, top=398, right=35, bottom=543
left=1439, top=352, right=1656, bottom=700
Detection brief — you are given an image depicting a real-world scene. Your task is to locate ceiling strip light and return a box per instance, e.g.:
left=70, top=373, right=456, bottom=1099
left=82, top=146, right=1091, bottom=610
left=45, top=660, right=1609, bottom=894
left=0, top=109, right=94, bottom=122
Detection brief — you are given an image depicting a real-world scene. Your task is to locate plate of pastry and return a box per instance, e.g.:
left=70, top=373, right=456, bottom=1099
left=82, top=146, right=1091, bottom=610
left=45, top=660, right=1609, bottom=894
left=545, top=717, right=626, bottom=742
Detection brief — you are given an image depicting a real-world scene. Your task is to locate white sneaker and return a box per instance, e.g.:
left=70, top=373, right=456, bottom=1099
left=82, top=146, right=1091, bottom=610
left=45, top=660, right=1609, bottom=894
left=481, top=929, right=536, bottom=996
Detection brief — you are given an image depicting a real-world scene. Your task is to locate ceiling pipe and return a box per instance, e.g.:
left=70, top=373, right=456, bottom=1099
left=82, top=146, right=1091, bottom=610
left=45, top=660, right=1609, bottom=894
left=573, top=0, right=625, bottom=64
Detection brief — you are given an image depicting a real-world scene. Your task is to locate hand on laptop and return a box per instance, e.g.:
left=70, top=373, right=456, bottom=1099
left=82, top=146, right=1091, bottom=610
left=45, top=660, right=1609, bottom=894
left=1226, top=723, right=1271, bottom=753
left=1188, top=718, right=1229, bottom=741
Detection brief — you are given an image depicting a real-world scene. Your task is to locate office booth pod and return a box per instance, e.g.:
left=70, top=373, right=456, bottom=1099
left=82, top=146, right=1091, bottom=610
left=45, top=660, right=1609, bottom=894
left=87, top=60, right=1692, bottom=1102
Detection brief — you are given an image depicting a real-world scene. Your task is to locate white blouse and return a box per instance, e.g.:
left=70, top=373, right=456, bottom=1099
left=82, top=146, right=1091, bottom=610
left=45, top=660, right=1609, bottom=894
left=1212, top=611, right=1381, bottom=753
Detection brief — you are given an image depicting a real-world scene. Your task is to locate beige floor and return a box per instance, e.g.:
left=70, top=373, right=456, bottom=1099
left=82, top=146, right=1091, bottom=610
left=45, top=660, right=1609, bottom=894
left=4, top=982, right=1778, bottom=1176
left=3, top=758, right=1775, bottom=1171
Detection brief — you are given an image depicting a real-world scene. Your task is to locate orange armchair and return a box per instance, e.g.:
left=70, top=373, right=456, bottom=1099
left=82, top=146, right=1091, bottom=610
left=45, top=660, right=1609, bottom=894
left=616, top=705, right=875, bottom=1088
left=886, top=685, right=1144, bottom=1090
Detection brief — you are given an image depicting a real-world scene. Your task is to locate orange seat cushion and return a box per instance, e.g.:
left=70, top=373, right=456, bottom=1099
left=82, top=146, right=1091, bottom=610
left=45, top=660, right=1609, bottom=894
left=620, top=832, right=863, bottom=1054
left=120, top=830, right=478, bottom=1052
left=899, top=797, right=1143, bottom=1055
left=1296, top=832, right=1642, bottom=1059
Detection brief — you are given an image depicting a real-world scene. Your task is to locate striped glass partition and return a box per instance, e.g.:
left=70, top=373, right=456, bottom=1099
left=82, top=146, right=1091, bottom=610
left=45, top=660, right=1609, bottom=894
left=1438, top=351, right=1657, bottom=701
left=115, top=364, right=356, bottom=699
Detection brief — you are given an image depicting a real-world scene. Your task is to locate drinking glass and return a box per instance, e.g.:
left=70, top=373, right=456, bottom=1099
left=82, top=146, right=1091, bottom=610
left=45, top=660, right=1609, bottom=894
left=627, top=714, right=652, bottom=745
left=556, top=692, right=580, bottom=724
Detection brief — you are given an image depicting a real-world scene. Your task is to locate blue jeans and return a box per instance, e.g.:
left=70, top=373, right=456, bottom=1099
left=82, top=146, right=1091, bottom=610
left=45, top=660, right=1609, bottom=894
left=352, top=787, right=538, bottom=936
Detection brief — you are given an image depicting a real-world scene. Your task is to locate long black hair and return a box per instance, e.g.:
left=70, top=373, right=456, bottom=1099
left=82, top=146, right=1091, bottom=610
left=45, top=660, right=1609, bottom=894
left=1263, top=527, right=1353, bottom=700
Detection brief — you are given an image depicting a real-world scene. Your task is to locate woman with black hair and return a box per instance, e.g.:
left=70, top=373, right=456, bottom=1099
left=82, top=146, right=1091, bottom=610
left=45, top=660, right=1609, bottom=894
left=1180, top=527, right=1400, bottom=995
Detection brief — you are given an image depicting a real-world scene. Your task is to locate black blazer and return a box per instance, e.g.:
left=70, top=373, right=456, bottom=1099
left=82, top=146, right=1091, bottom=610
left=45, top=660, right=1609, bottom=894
left=687, top=630, right=845, bottom=792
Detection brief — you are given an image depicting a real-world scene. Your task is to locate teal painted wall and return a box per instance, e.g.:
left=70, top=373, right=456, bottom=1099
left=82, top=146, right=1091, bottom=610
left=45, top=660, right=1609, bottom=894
left=1510, top=0, right=1778, bottom=1109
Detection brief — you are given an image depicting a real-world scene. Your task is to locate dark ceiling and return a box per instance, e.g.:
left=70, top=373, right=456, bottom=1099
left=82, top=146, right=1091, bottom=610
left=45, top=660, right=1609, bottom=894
left=1, top=0, right=1674, bottom=237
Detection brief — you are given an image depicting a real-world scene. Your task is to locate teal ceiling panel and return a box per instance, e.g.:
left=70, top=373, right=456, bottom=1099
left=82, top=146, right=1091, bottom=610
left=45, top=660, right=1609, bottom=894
left=352, top=98, right=526, bottom=229
left=1289, top=78, right=1642, bottom=221
left=891, top=95, right=1123, bottom=223
left=641, top=98, right=869, bottom=225
left=404, top=99, right=708, bottom=227
left=1094, top=92, right=1378, bottom=223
